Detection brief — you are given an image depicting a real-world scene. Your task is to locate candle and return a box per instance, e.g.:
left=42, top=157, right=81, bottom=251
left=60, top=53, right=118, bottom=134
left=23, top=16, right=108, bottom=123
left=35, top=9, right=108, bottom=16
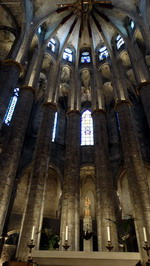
left=31, top=226, right=35, bottom=240
left=65, top=225, right=68, bottom=241
left=107, top=226, right=110, bottom=242
left=143, top=227, right=147, bottom=242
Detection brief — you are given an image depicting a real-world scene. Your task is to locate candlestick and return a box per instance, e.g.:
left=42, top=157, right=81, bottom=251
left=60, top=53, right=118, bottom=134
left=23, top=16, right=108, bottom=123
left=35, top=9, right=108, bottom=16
left=107, top=226, right=110, bottom=242
left=31, top=226, right=35, bottom=240
left=27, top=239, right=35, bottom=263
left=106, top=240, right=114, bottom=252
left=143, top=227, right=147, bottom=242
left=143, top=241, right=150, bottom=265
left=65, top=225, right=68, bottom=241
left=63, top=240, right=70, bottom=251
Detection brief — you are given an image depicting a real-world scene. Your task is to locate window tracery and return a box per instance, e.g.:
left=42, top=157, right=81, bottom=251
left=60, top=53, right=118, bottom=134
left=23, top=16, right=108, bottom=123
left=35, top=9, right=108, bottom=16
left=81, top=110, right=94, bottom=145
left=47, top=38, right=56, bottom=53
left=63, top=48, right=73, bottom=62
left=81, top=52, right=91, bottom=63
left=116, top=35, right=125, bottom=50
left=99, top=46, right=109, bottom=61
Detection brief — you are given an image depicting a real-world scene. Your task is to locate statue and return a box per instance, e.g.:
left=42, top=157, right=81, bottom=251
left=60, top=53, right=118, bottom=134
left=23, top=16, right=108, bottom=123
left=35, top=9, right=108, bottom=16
left=60, top=66, right=70, bottom=83
left=59, top=66, right=71, bottom=97
left=84, top=197, right=91, bottom=217
left=81, top=69, right=91, bottom=102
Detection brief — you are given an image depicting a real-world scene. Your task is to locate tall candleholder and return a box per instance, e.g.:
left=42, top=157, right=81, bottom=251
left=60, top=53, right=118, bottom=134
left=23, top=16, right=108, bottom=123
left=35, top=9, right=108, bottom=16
left=63, top=240, right=70, bottom=251
left=143, top=241, right=150, bottom=265
left=106, top=240, right=114, bottom=252
left=27, top=239, right=35, bottom=263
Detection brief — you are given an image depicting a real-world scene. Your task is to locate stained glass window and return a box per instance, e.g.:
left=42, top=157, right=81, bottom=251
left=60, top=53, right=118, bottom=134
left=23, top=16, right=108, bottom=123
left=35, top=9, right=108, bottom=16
left=81, top=110, right=94, bottom=145
left=99, top=46, right=109, bottom=61
left=63, top=48, right=73, bottom=62
left=38, top=26, right=42, bottom=34
left=52, top=112, right=58, bottom=142
left=130, top=20, right=135, bottom=29
left=116, top=112, right=120, bottom=130
left=47, top=38, right=56, bottom=52
left=4, top=88, right=19, bottom=126
left=81, top=52, right=91, bottom=63
left=116, top=35, right=124, bottom=50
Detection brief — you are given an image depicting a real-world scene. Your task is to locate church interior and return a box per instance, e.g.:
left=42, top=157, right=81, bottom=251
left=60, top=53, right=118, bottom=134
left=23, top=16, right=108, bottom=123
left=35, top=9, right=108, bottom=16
left=0, top=0, right=150, bottom=265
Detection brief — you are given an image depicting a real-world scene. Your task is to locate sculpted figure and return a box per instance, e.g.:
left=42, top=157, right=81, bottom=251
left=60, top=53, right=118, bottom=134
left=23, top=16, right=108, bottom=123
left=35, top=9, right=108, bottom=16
left=60, top=66, right=71, bottom=83
left=84, top=197, right=91, bottom=217
left=81, top=69, right=90, bottom=89
left=59, top=66, right=71, bottom=97
left=81, top=69, right=91, bottom=102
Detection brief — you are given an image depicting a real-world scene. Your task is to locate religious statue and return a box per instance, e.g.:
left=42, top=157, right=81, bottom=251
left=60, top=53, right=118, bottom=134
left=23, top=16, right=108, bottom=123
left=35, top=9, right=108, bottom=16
left=81, top=69, right=91, bottom=102
left=59, top=66, right=71, bottom=97
left=84, top=197, right=91, bottom=217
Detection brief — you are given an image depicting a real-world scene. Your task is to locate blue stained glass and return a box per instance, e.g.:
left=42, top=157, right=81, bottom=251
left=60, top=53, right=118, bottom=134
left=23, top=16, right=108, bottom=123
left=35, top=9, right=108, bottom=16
left=63, top=48, right=73, bottom=62
left=47, top=38, right=56, bottom=52
left=81, top=110, right=94, bottom=145
left=81, top=51, right=91, bottom=63
left=4, top=88, right=19, bottom=126
left=52, top=112, right=58, bottom=142
left=99, top=46, right=109, bottom=61
left=116, top=35, right=124, bottom=50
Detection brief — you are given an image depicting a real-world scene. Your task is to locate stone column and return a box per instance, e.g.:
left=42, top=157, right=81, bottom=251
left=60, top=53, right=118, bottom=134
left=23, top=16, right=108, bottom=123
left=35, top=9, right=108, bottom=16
left=92, top=109, right=118, bottom=251
left=60, top=110, right=80, bottom=251
left=0, top=86, right=35, bottom=236
left=127, top=44, right=150, bottom=129
left=17, top=102, right=56, bottom=261
left=137, top=82, right=150, bottom=129
left=116, top=99, right=150, bottom=262
left=0, top=59, right=23, bottom=129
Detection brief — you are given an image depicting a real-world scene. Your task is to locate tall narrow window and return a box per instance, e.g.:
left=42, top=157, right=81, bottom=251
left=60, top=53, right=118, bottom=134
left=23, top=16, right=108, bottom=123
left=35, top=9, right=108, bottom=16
left=4, top=88, right=19, bottom=126
left=47, top=38, right=56, bottom=53
left=130, top=20, right=135, bottom=29
left=116, top=35, right=124, bottom=50
left=38, top=26, right=42, bottom=34
left=81, top=110, right=94, bottom=145
left=63, top=48, right=73, bottom=62
left=52, top=112, right=58, bottom=142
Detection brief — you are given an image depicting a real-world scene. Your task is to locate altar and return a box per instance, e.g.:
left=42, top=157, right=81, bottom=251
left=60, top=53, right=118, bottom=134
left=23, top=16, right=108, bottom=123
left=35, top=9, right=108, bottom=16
left=32, top=251, right=141, bottom=266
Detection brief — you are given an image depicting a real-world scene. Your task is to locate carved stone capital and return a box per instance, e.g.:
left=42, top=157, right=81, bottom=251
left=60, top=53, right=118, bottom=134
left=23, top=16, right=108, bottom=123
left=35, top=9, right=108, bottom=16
left=115, top=99, right=132, bottom=111
left=3, top=59, right=23, bottom=76
left=42, top=102, right=57, bottom=111
left=67, top=109, right=81, bottom=117
left=20, top=85, right=35, bottom=94
left=92, top=108, right=106, bottom=117
left=136, top=81, right=150, bottom=94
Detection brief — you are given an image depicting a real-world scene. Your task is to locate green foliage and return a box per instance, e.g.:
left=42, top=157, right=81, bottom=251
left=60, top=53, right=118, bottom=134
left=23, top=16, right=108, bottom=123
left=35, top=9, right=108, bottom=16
left=41, top=228, right=59, bottom=250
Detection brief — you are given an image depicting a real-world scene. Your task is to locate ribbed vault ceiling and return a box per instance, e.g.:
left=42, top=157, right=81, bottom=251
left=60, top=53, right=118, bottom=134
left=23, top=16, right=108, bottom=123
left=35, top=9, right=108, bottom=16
left=0, top=0, right=148, bottom=62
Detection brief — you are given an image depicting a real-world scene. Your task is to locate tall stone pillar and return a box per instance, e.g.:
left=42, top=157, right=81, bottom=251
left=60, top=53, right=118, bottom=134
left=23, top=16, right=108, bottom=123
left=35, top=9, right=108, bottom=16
left=0, top=59, right=23, bottom=129
left=17, top=102, right=56, bottom=261
left=127, top=44, right=150, bottom=129
left=137, top=82, right=150, bottom=129
left=0, top=86, right=35, bottom=236
left=116, top=99, right=150, bottom=262
left=92, top=109, right=118, bottom=251
left=60, top=110, right=80, bottom=251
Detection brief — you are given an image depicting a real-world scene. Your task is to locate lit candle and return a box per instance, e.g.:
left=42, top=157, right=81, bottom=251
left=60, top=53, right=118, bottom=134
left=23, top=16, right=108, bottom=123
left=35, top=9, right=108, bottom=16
left=107, top=226, right=110, bottom=242
left=65, top=225, right=68, bottom=241
left=31, top=226, right=35, bottom=240
left=143, top=227, right=147, bottom=242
